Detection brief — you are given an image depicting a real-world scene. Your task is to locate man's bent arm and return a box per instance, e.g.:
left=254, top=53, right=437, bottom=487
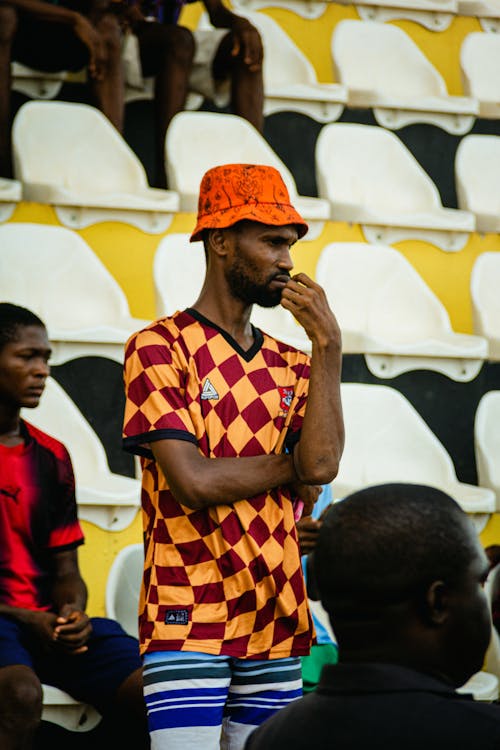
left=151, top=439, right=297, bottom=510
left=281, top=272, right=344, bottom=485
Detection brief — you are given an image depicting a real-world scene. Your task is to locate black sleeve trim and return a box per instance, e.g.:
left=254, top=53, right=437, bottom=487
left=49, top=539, right=85, bottom=554
left=123, top=429, right=198, bottom=459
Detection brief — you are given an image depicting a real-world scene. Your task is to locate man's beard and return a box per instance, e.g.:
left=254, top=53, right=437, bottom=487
left=226, top=256, right=289, bottom=308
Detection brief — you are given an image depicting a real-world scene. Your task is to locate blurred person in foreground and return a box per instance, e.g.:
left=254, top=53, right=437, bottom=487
left=246, top=483, right=500, bottom=750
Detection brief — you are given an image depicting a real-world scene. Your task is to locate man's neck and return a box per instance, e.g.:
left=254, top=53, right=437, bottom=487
left=192, top=294, right=255, bottom=351
left=0, top=405, right=23, bottom=447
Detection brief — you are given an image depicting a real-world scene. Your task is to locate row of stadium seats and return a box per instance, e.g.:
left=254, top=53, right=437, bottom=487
left=5, top=101, right=500, bottom=245
left=3, top=223, right=500, bottom=378
left=12, top=17, right=500, bottom=132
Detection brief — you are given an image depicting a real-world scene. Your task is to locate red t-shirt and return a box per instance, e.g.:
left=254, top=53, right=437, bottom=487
left=0, top=420, right=84, bottom=611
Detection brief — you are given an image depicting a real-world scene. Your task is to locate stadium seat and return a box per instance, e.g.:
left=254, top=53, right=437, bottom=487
left=332, top=0, right=457, bottom=31
left=11, top=62, right=67, bottom=100
left=331, top=20, right=478, bottom=134
left=315, top=123, right=475, bottom=251
left=456, top=134, right=500, bottom=233
left=165, top=111, right=330, bottom=240
left=461, top=32, right=500, bottom=119
left=41, top=686, right=101, bottom=734
left=0, top=176, right=21, bottom=222
left=474, top=391, right=500, bottom=510
left=153, top=233, right=206, bottom=317
left=197, top=10, right=346, bottom=122
left=457, top=0, right=500, bottom=31
left=471, top=252, right=500, bottom=359
left=12, top=101, right=179, bottom=232
left=105, top=543, right=143, bottom=637
left=23, top=377, right=141, bottom=531
left=154, top=233, right=311, bottom=351
left=0, top=223, right=150, bottom=365
left=315, top=242, right=486, bottom=380
left=335, top=383, right=495, bottom=525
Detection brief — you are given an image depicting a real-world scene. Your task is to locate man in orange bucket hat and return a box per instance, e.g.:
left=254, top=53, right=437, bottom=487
left=123, top=163, right=344, bottom=750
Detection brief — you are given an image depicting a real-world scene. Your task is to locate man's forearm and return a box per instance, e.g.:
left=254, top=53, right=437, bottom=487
left=2, top=0, right=79, bottom=24
left=152, top=442, right=298, bottom=510
left=0, top=603, right=42, bottom=626
left=294, top=338, right=344, bottom=485
left=51, top=573, right=87, bottom=614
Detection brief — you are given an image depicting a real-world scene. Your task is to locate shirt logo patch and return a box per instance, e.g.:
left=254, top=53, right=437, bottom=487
left=201, top=378, right=219, bottom=400
left=165, top=609, right=189, bottom=625
left=278, top=387, right=294, bottom=413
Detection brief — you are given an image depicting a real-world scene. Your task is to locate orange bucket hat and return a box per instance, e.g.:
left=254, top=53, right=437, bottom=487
left=190, top=163, right=308, bottom=243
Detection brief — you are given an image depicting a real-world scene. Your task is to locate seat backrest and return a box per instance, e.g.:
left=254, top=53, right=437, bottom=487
left=0, top=223, right=131, bottom=328
left=23, top=377, right=109, bottom=480
left=461, top=32, right=500, bottom=99
left=12, top=101, right=148, bottom=194
left=474, top=390, right=500, bottom=490
left=165, top=112, right=299, bottom=208
left=337, top=383, right=455, bottom=488
left=332, top=20, right=446, bottom=98
left=315, top=243, right=450, bottom=343
left=315, top=123, right=441, bottom=213
left=241, top=10, right=318, bottom=88
left=470, top=252, right=500, bottom=334
left=455, top=134, right=500, bottom=216
left=105, top=543, right=143, bottom=637
left=153, top=234, right=206, bottom=316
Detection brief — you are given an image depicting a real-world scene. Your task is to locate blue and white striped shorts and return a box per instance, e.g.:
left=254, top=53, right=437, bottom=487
left=143, top=651, right=303, bottom=750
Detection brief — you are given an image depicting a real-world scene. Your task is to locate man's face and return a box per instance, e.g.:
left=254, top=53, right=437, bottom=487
left=224, top=222, right=298, bottom=308
left=443, top=528, right=492, bottom=686
left=0, top=325, right=51, bottom=410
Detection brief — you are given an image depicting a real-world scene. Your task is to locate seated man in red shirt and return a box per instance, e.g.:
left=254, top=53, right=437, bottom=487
left=0, top=302, right=148, bottom=750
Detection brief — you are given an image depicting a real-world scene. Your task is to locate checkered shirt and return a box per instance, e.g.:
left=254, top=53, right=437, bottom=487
left=123, top=309, right=314, bottom=659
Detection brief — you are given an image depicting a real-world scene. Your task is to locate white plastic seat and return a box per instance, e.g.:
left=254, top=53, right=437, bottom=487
left=458, top=0, right=500, bottom=31
left=105, top=543, right=144, bottom=637
left=0, top=223, right=150, bottom=364
left=12, top=100, right=179, bottom=232
left=41, top=685, right=101, bottom=733
left=23, top=377, right=140, bottom=531
left=153, top=233, right=206, bottom=317
left=315, top=123, right=475, bottom=251
left=154, top=233, right=312, bottom=351
left=334, top=383, right=494, bottom=525
left=0, top=176, right=21, bottom=222
left=461, top=33, right=500, bottom=119
left=456, top=135, right=500, bottom=234
left=474, top=391, right=500, bottom=510
left=11, top=62, right=67, bottom=100
left=331, top=21, right=478, bottom=134
left=197, top=10, right=346, bottom=122
left=471, top=253, right=500, bottom=359
left=165, top=111, right=330, bottom=240
left=316, top=242, right=486, bottom=380
left=332, top=0, right=457, bottom=31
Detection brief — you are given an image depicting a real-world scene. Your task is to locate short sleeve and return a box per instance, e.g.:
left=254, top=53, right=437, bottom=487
left=123, top=326, right=198, bottom=458
left=284, top=365, right=310, bottom=451
left=48, top=444, right=84, bottom=551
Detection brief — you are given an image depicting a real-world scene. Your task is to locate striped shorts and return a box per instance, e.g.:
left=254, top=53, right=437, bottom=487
left=143, top=651, right=303, bottom=750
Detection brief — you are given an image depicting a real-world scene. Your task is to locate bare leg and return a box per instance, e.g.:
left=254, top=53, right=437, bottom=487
left=0, top=5, right=18, bottom=177
left=212, top=31, right=264, bottom=134
left=89, top=12, right=124, bottom=132
left=0, top=665, right=43, bottom=750
left=99, top=666, right=150, bottom=749
left=136, top=22, right=194, bottom=188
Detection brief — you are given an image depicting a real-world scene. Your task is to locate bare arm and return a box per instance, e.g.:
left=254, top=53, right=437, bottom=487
left=151, top=439, right=297, bottom=510
left=202, top=0, right=262, bottom=71
left=281, top=273, right=344, bottom=485
left=2, top=0, right=106, bottom=78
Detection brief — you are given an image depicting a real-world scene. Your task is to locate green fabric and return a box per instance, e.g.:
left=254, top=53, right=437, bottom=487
left=301, top=643, right=338, bottom=693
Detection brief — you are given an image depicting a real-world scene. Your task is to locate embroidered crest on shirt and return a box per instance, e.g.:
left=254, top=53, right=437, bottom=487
left=278, top=386, right=294, bottom=414
left=201, top=378, right=219, bottom=400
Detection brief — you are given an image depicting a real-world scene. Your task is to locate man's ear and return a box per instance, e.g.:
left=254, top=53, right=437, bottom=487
left=207, top=228, right=230, bottom=258
left=424, top=580, right=450, bottom=626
